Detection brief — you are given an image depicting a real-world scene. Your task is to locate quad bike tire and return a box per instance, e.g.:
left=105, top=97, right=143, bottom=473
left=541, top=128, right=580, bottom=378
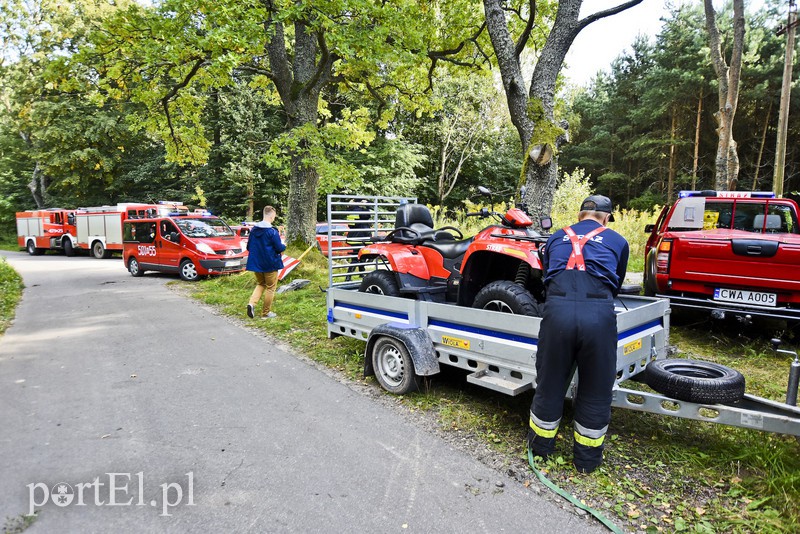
left=359, top=271, right=400, bottom=297
left=472, top=280, right=541, bottom=317
left=644, top=359, right=745, bottom=404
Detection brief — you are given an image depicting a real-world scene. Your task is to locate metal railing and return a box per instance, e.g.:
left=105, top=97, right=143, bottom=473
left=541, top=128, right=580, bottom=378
left=326, top=195, right=416, bottom=289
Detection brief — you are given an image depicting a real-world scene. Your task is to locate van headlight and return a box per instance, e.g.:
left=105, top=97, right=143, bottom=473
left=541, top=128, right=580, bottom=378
left=196, top=243, right=215, bottom=255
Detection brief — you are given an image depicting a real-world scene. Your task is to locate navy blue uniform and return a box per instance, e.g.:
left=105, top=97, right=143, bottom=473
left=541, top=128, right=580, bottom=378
left=529, top=218, right=629, bottom=473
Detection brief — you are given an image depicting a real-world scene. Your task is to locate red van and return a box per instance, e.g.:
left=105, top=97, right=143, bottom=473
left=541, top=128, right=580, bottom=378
left=123, top=214, right=248, bottom=281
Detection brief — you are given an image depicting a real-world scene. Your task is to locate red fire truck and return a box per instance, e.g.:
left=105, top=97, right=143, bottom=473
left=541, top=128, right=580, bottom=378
left=16, top=202, right=189, bottom=258
left=16, top=209, right=77, bottom=256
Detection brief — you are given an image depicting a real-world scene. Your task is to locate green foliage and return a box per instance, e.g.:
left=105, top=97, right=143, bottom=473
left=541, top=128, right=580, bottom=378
left=0, top=257, right=23, bottom=336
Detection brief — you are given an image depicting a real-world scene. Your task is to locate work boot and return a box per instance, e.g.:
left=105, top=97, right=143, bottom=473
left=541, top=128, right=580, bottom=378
left=526, top=429, right=552, bottom=462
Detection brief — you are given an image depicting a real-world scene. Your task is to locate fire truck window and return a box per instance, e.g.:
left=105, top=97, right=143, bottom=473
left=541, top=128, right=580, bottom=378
left=67, top=213, right=75, bottom=225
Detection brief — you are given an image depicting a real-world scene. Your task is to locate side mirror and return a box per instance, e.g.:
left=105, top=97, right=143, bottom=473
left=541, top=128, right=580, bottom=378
left=540, top=217, right=553, bottom=231
left=644, top=224, right=655, bottom=233
left=478, top=186, right=492, bottom=196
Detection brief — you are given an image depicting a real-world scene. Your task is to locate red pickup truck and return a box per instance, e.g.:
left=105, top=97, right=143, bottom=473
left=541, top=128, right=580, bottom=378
left=643, top=190, right=800, bottom=321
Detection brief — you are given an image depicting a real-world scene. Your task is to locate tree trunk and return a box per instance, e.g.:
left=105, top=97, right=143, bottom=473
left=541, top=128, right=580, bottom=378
left=704, top=0, right=745, bottom=191
left=753, top=100, right=773, bottom=191
left=266, top=18, right=334, bottom=245
left=667, top=106, right=678, bottom=203
left=691, top=92, right=703, bottom=190
left=484, top=0, right=643, bottom=226
left=28, top=162, right=46, bottom=209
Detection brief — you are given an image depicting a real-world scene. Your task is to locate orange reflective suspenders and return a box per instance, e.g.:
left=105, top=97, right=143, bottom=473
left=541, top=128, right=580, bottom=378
left=563, top=226, right=607, bottom=271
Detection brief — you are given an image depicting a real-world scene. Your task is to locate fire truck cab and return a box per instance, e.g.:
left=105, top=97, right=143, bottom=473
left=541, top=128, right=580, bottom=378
left=123, top=213, right=248, bottom=281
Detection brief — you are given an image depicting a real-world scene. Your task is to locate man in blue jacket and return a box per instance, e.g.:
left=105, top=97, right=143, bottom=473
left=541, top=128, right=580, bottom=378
left=528, top=195, right=629, bottom=474
left=246, top=206, right=286, bottom=319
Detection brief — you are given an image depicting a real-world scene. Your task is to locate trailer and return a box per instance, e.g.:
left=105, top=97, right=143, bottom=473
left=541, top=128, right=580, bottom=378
left=324, top=194, right=800, bottom=438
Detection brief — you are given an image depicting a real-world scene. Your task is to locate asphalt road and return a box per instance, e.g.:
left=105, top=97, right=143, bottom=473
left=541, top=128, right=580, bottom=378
left=0, top=251, right=607, bottom=533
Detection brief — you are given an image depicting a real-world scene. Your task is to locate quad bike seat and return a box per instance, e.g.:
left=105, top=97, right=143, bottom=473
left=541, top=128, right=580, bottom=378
left=392, top=204, right=454, bottom=244
left=421, top=237, right=474, bottom=259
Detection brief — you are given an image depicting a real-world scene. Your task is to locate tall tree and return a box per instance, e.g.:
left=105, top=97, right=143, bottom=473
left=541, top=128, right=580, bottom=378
left=704, top=0, right=745, bottom=190
left=483, top=0, right=644, bottom=227
left=87, top=0, right=485, bottom=244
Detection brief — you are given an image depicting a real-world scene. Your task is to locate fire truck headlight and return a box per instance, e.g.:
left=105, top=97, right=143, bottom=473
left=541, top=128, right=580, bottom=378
left=196, top=242, right=215, bottom=255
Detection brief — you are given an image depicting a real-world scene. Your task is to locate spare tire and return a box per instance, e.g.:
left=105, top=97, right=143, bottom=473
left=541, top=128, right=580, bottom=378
left=644, top=359, right=745, bottom=404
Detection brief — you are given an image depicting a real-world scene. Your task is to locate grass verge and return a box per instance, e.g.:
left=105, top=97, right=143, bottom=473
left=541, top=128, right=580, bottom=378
left=0, top=257, right=24, bottom=335
left=189, top=249, right=799, bottom=533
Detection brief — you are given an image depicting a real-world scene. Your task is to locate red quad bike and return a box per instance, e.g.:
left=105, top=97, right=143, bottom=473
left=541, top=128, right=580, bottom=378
left=357, top=187, right=551, bottom=316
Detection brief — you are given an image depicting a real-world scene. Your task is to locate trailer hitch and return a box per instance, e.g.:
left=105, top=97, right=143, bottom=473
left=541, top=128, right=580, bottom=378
left=772, top=338, right=800, bottom=406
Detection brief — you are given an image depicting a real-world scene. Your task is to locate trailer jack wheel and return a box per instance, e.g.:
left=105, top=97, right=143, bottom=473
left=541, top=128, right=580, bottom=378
left=644, top=359, right=745, bottom=404
left=371, top=337, right=419, bottom=394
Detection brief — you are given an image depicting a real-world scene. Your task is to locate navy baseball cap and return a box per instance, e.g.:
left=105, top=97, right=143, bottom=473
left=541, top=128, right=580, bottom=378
left=580, top=195, right=615, bottom=221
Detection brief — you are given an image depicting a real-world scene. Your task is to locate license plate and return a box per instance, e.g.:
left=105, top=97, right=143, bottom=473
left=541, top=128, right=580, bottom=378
left=713, top=288, right=777, bottom=307
left=224, top=260, right=241, bottom=267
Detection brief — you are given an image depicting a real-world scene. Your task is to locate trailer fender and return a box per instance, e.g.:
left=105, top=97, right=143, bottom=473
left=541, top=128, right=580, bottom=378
left=364, top=323, right=440, bottom=378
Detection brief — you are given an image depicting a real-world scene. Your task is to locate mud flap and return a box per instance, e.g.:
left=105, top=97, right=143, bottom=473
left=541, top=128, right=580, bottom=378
left=364, top=323, right=440, bottom=378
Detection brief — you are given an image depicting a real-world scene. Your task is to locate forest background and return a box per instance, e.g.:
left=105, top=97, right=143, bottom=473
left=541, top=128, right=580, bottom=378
left=1, top=0, right=798, bottom=245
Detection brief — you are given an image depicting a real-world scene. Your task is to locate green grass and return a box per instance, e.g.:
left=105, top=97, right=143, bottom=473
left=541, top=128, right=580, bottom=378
left=0, top=257, right=23, bottom=335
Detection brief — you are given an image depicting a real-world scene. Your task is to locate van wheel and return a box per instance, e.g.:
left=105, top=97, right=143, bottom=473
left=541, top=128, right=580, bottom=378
left=473, top=280, right=541, bottom=316
left=92, top=241, right=111, bottom=259
left=128, top=257, right=144, bottom=277
left=63, top=238, right=75, bottom=257
left=371, top=337, right=419, bottom=394
left=644, top=359, right=745, bottom=404
left=179, top=259, right=200, bottom=282
left=26, top=240, right=44, bottom=256
left=359, top=270, right=400, bottom=296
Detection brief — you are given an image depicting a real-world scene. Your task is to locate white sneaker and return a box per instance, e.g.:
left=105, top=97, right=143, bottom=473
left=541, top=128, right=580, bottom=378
left=262, top=312, right=277, bottom=319
left=246, top=304, right=255, bottom=318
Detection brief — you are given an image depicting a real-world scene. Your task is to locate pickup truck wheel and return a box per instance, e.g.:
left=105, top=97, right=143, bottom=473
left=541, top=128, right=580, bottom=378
left=371, top=337, right=419, bottom=394
left=643, top=252, right=658, bottom=297
left=472, top=280, right=541, bottom=316
left=359, top=270, right=400, bottom=296
left=63, top=238, right=75, bottom=257
left=128, top=257, right=145, bottom=277
left=644, top=359, right=745, bottom=404
left=179, top=259, right=200, bottom=282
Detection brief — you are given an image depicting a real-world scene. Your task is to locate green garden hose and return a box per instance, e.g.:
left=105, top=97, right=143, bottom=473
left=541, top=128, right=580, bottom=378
left=527, top=448, right=624, bottom=534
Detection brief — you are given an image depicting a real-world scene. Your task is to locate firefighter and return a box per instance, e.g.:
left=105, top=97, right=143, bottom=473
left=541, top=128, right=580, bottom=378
left=528, top=195, right=629, bottom=474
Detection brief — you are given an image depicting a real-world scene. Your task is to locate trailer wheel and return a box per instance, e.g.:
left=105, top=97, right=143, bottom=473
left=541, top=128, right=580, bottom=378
left=26, top=240, right=44, bottom=256
left=359, top=270, right=400, bottom=296
left=179, top=259, right=200, bottom=282
left=371, top=337, right=419, bottom=394
left=63, top=238, right=75, bottom=257
left=92, top=241, right=111, bottom=259
left=644, top=359, right=745, bottom=404
left=128, top=257, right=145, bottom=277
left=472, top=280, right=541, bottom=316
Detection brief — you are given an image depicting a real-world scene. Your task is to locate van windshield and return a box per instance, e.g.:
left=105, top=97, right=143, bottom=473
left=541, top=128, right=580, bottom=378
left=174, top=218, right=234, bottom=238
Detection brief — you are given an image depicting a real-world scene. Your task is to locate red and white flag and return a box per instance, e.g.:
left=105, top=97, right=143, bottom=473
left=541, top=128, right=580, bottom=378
left=278, top=254, right=300, bottom=280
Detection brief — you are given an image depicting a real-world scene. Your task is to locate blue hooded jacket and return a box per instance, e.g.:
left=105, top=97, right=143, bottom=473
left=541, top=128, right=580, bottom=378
left=246, top=221, right=286, bottom=273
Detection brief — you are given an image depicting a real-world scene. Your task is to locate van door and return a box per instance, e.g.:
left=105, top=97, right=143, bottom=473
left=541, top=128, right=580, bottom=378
left=156, top=219, right=182, bottom=272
